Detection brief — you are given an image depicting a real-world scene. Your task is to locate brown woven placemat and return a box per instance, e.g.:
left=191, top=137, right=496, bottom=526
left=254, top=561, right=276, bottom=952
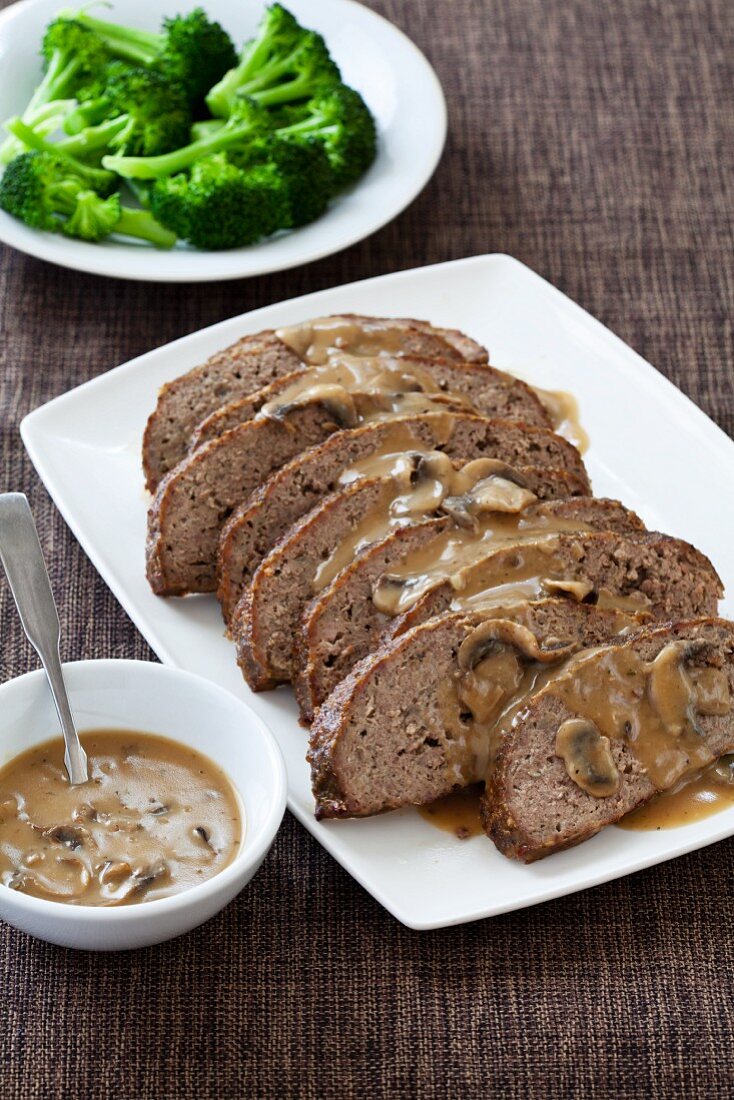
left=1, top=0, right=733, bottom=1096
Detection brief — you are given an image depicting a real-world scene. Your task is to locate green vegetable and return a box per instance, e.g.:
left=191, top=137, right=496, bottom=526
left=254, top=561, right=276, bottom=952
left=62, top=62, right=192, bottom=156
left=61, top=7, right=237, bottom=103
left=230, top=134, right=333, bottom=227
left=277, top=84, right=377, bottom=188
left=206, top=4, right=340, bottom=118
left=0, top=19, right=111, bottom=164
left=150, top=152, right=289, bottom=249
left=0, top=4, right=377, bottom=252
left=101, top=98, right=272, bottom=179
left=4, top=118, right=117, bottom=192
left=0, top=150, right=175, bottom=247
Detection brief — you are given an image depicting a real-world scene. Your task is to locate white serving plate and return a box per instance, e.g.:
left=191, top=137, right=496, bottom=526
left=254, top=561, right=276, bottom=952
left=0, top=0, right=446, bottom=281
left=21, top=254, right=734, bottom=929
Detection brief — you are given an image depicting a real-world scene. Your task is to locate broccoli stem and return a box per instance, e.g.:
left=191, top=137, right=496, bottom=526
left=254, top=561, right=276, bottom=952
left=61, top=11, right=162, bottom=65
left=63, top=96, right=111, bottom=136
left=190, top=119, right=225, bottom=141
left=205, top=23, right=274, bottom=117
left=114, top=205, right=176, bottom=248
left=5, top=119, right=114, bottom=190
left=6, top=114, right=128, bottom=158
left=27, top=49, right=82, bottom=114
left=248, top=73, right=321, bottom=108
left=102, top=118, right=257, bottom=179
left=0, top=100, right=75, bottom=165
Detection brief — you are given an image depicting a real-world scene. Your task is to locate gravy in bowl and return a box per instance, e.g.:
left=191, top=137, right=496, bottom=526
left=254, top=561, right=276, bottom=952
left=0, top=730, right=242, bottom=906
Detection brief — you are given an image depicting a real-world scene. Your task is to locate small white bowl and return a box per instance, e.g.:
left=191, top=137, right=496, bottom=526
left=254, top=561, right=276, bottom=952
left=0, top=660, right=286, bottom=950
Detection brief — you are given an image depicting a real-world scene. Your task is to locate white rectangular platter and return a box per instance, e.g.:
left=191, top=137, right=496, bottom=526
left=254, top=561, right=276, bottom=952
left=20, top=254, right=734, bottom=929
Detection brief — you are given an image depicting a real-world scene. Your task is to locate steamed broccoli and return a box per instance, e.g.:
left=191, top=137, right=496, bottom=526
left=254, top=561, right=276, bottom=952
left=0, top=5, right=377, bottom=253
left=0, top=19, right=111, bottom=164
left=4, top=117, right=118, bottom=191
left=0, top=150, right=176, bottom=246
left=276, top=84, right=377, bottom=188
left=206, top=5, right=340, bottom=118
left=229, top=134, right=332, bottom=226
left=150, top=153, right=289, bottom=248
left=101, top=98, right=273, bottom=179
left=62, top=8, right=237, bottom=103
left=62, top=62, right=192, bottom=156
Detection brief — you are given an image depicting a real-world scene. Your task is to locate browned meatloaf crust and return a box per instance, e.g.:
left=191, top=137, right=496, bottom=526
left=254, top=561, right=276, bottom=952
left=482, top=618, right=734, bottom=861
left=191, top=358, right=551, bottom=449
left=148, top=413, right=587, bottom=598
left=238, top=495, right=645, bottom=692
left=142, top=335, right=303, bottom=493
left=216, top=414, right=590, bottom=624
left=142, top=317, right=488, bottom=491
left=295, top=529, right=723, bottom=723
left=308, top=601, right=645, bottom=819
left=146, top=402, right=347, bottom=595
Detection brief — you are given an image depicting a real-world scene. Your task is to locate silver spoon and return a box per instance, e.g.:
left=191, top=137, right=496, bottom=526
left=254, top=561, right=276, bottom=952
left=0, top=493, right=88, bottom=785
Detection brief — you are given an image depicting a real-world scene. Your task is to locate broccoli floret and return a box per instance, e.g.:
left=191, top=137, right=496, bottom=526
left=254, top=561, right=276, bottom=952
left=150, top=152, right=289, bottom=249
left=0, top=19, right=111, bottom=164
left=277, top=84, right=376, bottom=188
left=63, top=62, right=192, bottom=156
left=0, top=99, right=76, bottom=166
left=102, top=98, right=273, bottom=179
left=3, top=117, right=118, bottom=192
left=230, top=134, right=333, bottom=226
left=37, top=18, right=113, bottom=104
left=206, top=5, right=340, bottom=118
left=63, top=8, right=236, bottom=103
left=0, top=151, right=176, bottom=247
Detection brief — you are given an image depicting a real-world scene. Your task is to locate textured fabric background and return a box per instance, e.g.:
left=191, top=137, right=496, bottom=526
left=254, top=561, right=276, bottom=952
left=0, top=0, right=733, bottom=1096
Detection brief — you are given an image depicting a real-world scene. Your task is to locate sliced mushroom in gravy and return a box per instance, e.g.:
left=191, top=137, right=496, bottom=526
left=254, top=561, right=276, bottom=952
left=0, top=730, right=242, bottom=906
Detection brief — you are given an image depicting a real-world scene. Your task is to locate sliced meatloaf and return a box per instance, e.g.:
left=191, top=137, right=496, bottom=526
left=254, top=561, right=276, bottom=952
left=279, top=314, right=489, bottom=363
left=191, top=358, right=551, bottom=449
left=146, top=402, right=350, bottom=595
left=148, top=410, right=586, bottom=598
left=216, top=415, right=590, bottom=624
left=238, top=495, right=644, bottom=692
left=483, top=618, right=734, bottom=861
left=143, top=317, right=487, bottom=491
left=308, top=601, right=644, bottom=819
left=143, top=336, right=303, bottom=493
left=295, top=529, right=723, bottom=722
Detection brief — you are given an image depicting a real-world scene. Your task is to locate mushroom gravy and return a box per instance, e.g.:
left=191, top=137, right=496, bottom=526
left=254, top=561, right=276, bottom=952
left=371, top=528, right=644, bottom=618
left=418, top=785, right=484, bottom=839
left=423, top=632, right=734, bottom=839
left=259, top=353, right=475, bottom=428
left=531, top=386, right=589, bottom=454
left=419, top=758, right=734, bottom=840
left=543, top=641, right=732, bottom=794
left=314, top=455, right=538, bottom=593
left=619, top=757, right=734, bottom=830
left=0, top=730, right=242, bottom=906
left=276, top=316, right=429, bottom=364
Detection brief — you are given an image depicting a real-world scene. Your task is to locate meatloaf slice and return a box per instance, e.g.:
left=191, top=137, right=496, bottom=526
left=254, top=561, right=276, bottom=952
left=216, top=415, right=590, bottom=624
left=280, top=314, right=489, bottom=363
left=143, top=336, right=303, bottom=492
left=308, top=601, right=644, bottom=819
left=143, top=317, right=487, bottom=491
left=238, top=494, right=644, bottom=692
left=191, top=358, right=551, bottom=449
left=146, top=402, right=349, bottom=595
left=148, top=410, right=587, bottom=598
left=483, top=618, right=734, bottom=861
left=295, top=530, right=723, bottom=723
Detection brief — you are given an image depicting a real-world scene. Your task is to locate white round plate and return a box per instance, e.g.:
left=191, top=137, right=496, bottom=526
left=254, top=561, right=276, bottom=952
left=0, top=0, right=446, bottom=281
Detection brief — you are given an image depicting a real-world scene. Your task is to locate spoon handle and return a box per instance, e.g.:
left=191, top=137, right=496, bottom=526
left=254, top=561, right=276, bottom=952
left=0, top=494, right=88, bottom=785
